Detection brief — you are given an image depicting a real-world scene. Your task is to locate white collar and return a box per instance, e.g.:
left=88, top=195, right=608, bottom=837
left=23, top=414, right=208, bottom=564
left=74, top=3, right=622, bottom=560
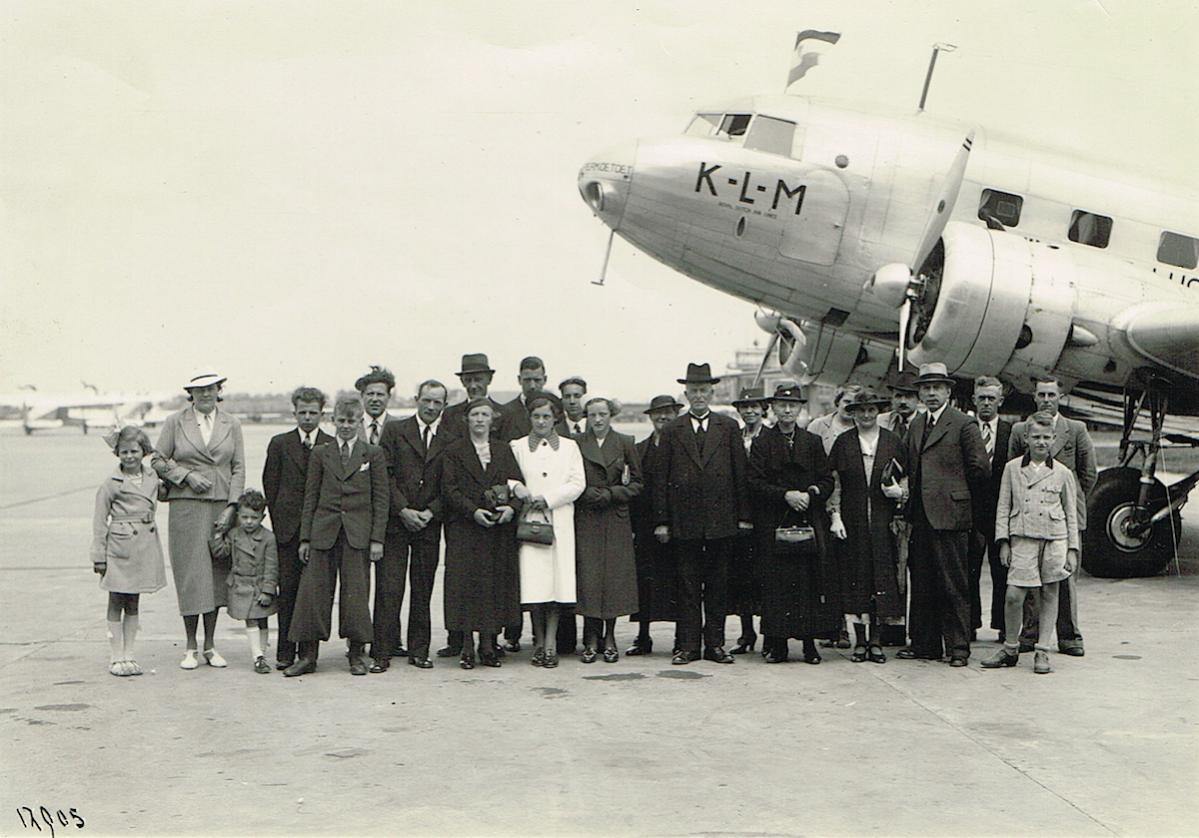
left=296, top=427, right=317, bottom=443
left=419, top=415, right=441, bottom=436
left=929, top=403, right=949, bottom=424
left=690, top=411, right=710, bottom=425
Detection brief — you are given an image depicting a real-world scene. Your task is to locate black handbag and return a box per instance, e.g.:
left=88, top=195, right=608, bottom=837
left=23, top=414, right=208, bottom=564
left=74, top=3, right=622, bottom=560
left=774, top=508, right=817, bottom=558
left=516, top=507, right=554, bottom=546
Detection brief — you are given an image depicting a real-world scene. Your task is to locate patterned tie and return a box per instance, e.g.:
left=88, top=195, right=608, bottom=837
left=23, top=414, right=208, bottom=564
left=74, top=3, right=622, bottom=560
left=303, top=432, right=313, bottom=450
left=981, top=421, right=993, bottom=458
left=341, top=442, right=351, bottom=467
left=369, top=420, right=379, bottom=445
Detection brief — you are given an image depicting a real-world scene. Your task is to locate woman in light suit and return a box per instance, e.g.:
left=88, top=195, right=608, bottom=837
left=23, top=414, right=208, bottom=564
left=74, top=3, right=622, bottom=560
left=153, top=369, right=246, bottom=670
left=510, top=392, right=586, bottom=668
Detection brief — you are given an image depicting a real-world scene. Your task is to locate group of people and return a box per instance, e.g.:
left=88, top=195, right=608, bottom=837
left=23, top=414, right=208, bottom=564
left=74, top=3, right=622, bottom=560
left=89, top=352, right=1096, bottom=678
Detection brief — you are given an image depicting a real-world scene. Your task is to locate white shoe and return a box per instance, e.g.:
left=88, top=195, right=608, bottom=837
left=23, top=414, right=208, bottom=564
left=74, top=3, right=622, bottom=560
left=180, top=650, right=199, bottom=670
left=203, top=648, right=227, bottom=668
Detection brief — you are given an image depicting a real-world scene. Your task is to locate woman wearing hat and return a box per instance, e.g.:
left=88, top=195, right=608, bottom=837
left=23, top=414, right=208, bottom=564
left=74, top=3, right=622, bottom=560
left=749, top=384, right=840, bottom=664
left=827, top=389, right=909, bottom=663
left=729, top=385, right=770, bottom=654
left=440, top=398, right=523, bottom=669
left=509, top=392, right=586, bottom=668
left=627, top=395, right=683, bottom=655
left=153, top=370, right=246, bottom=669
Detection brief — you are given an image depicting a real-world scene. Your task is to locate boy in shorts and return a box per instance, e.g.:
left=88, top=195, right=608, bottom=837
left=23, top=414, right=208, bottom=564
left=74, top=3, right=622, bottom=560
left=982, top=412, right=1079, bottom=674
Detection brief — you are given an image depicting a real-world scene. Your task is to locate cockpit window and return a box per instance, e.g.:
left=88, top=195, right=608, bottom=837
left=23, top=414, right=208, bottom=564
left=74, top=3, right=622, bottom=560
left=718, top=113, right=753, bottom=137
left=743, top=116, right=796, bottom=157
left=685, top=113, right=722, bottom=137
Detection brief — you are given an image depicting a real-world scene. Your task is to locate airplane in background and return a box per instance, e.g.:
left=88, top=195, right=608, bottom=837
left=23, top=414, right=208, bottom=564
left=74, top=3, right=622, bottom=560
left=0, top=384, right=180, bottom=435
left=577, top=40, right=1199, bottom=579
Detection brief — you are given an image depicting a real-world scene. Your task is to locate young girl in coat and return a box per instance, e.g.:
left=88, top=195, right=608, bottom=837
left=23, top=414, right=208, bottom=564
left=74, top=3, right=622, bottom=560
left=210, top=490, right=279, bottom=673
left=91, top=426, right=167, bottom=676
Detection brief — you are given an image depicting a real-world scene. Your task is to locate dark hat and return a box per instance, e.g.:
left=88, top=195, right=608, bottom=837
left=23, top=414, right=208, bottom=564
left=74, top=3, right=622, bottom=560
left=676, top=362, right=721, bottom=385
left=644, top=394, right=684, bottom=414
left=915, top=362, right=955, bottom=386
left=888, top=370, right=919, bottom=393
left=525, top=390, right=562, bottom=415
left=771, top=384, right=806, bottom=403
left=732, top=384, right=770, bottom=407
left=843, top=389, right=892, bottom=411
left=457, top=353, right=495, bottom=376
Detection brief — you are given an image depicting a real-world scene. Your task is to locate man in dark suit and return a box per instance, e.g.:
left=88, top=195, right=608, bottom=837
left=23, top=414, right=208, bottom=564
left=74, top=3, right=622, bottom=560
left=968, top=376, right=1013, bottom=640
left=262, top=386, right=334, bottom=670
left=653, top=363, right=752, bottom=665
left=1008, top=376, right=1097, bottom=656
left=284, top=397, right=389, bottom=677
left=371, top=380, right=448, bottom=672
left=497, top=355, right=548, bottom=443
left=897, top=362, right=989, bottom=666
left=436, top=354, right=504, bottom=658
left=560, top=376, right=588, bottom=437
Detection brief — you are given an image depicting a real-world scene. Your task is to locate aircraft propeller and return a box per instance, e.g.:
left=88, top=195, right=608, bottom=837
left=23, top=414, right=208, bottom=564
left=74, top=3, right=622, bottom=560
left=864, top=130, right=975, bottom=367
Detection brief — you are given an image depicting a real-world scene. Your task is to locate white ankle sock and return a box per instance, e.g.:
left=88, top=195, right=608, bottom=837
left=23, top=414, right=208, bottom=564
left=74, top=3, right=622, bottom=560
left=259, top=627, right=270, bottom=657
left=107, top=620, right=125, bottom=663
left=122, top=614, right=140, bottom=660
left=248, top=626, right=263, bottom=660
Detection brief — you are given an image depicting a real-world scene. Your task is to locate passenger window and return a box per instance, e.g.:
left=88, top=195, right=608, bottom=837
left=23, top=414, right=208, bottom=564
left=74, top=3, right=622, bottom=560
left=743, top=116, right=797, bottom=157
left=1157, top=231, right=1199, bottom=269
left=685, top=113, right=722, bottom=137
left=978, top=189, right=1023, bottom=228
left=1068, top=210, right=1112, bottom=248
left=718, top=113, right=752, bottom=138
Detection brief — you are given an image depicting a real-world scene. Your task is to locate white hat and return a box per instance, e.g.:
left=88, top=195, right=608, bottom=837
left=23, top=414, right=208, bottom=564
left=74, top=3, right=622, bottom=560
left=183, top=369, right=227, bottom=390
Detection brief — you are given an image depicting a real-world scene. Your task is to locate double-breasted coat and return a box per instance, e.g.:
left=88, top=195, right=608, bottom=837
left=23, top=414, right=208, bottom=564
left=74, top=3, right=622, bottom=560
left=748, top=425, right=841, bottom=638
left=574, top=430, right=643, bottom=620
left=630, top=435, right=678, bottom=622
left=828, top=428, right=908, bottom=618
left=153, top=405, right=246, bottom=615
left=210, top=525, right=279, bottom=620
left=90, top=465, right=167, bottom=594
left=510, top=435, right=586, bottom=604
left=440, top=437, right=524, bottom=632
left=652, top=412, right=751, bottom=541
left=1008, top=415, right=1096, bottom=529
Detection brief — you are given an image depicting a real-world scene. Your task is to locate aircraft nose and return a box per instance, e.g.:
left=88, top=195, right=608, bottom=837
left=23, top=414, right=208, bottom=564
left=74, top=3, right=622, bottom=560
left=578, top=140, right=637, bottom=230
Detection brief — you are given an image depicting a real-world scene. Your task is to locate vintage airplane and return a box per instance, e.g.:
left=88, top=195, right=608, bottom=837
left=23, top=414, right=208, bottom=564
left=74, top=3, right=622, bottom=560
left=577, top=53, right=1199, bottom=579
left=0, top=384, right=178, bottom=434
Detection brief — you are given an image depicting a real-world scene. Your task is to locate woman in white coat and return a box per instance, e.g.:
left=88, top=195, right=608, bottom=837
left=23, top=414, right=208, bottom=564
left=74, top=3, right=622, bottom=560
left=510, top=393, right=585, bottom=668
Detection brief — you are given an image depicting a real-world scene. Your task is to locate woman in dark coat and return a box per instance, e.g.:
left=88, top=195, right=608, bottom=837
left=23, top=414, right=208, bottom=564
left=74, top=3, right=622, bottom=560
left=827, top=389, right=908, bottom=664
left=440, top=399, right=523, bottom=669
left=574, top=397, right=643, bottom=663
left=749, top=384, right=839, bottom=664
left=730, top=385, right=770, bottom=654
left=627, top=395, right=683, bottom=656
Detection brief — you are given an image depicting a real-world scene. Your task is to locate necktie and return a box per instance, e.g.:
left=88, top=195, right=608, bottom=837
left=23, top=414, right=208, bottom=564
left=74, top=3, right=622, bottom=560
left=369, top=420, right=379, bottom=445
left=920, top=414, right=934, bottom=450
left=694, top=416, right=706, bottom=454
left=341, top=442, right=351, bottom=467
left=895, top=416, right=907, bottom=437
left=981, top=421, right=993, bottom=457
left=422, top=423, right=431, bottom=456
left=303, top=433, right=313, bottom=450
left=573, top=422, right=582, bottom=435
left=201, top=412, right=213, bottom=445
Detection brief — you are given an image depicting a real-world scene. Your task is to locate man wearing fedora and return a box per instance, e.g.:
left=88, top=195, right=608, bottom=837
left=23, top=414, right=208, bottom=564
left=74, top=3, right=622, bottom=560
left=628, top=395, right=684, bottom=656
left=653, top=363, right=752, bottom=665
left=436, top=353, right=505, bottom=658
left=897, top=362, right=989, bottom=666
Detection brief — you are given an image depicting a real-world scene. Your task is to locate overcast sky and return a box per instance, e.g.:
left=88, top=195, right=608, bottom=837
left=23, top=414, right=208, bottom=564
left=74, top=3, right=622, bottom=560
left=3, top=0, right=1196, bottom=400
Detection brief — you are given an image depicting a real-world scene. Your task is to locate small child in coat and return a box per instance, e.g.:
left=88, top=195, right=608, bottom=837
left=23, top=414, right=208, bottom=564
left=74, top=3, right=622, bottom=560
left=91, top=426, right=167, bottom=677
left=983, top=411, right=1080, bottom=675
left=210, top=490, right=279, bottom=674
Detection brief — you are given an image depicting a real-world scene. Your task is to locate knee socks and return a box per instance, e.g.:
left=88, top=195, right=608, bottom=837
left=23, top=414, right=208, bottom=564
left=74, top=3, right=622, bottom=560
left=247, top=626, right=264, bottom=660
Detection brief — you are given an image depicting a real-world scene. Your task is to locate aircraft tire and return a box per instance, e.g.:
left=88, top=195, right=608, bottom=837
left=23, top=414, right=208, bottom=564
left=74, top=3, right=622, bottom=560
left=1083, top=467, right=1181, bottom=578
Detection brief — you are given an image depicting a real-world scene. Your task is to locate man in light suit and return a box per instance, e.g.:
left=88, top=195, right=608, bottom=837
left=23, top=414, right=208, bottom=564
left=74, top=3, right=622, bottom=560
left=1008, top=376, right=1097, bottom=656
left=262, top=386, right=335, bottom=670
left=897, top=363, right=990, bottom=666
left=653, top=363, right=752, bottom=665
left=372, top=380, right=448, bottom=672
left=968, top=376, right=1013, bottom=640
left=285, top=397, right=389, bottom=677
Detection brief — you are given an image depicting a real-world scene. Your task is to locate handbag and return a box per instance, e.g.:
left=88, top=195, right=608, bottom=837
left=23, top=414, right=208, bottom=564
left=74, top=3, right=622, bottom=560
left=774, top=509, right=817, bottom=558
left=516, top=506, right=554, bottom=546
left=484, top=483, right=510, bottom=509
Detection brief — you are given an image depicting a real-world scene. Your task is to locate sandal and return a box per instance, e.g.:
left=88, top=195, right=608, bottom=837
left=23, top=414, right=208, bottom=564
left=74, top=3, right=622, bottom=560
left=179, top=649, right=199, bottom=670
left=867, top=645, right=887, bottom=664
left=850, top=645, right=868, bottom=663
left=203, top=648, right=227, bottom=668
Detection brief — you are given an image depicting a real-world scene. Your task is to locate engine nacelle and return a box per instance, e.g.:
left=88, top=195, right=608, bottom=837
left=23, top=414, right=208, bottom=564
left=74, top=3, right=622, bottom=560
left=908, top=222, right=1078, bottom=382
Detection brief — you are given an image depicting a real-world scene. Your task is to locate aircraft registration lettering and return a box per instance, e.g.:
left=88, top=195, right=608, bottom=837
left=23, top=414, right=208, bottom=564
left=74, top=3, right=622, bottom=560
left=580, top=161, right=633, bottom=177
left=694, top=162, right=806, bottom=215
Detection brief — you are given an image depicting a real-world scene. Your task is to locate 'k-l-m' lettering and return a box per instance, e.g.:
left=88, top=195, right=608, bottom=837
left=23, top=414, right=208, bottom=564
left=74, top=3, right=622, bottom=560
left=695, top=162, right=721, bottom=196
left=772, top=181, right=806, bottom=215
left=738, top=172, right=755, bottom=204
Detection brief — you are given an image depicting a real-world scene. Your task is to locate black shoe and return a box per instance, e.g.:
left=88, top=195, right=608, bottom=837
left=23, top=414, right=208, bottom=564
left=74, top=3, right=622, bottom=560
left=981, top=648, right=1019, bottom=668
left=436, top=645, right=461, bottom=658
left=764, top=650, right=789, bottom=664
left=460, top=654, right=475, bottom=670
left=1018, top=640, right=1035, bottom=654
left=503, top=640, right=521, bottom=654
left=602, top=647, right=619, bottom=663
left=349, top=657, right=368, bottom=676
left=283, top=656, right=316, bottom=678
left=275, top=658, right=293, bottom=671
left=408, top=656, right=433, bottom=669
left=702, top=646, right=735, bottom=664
left=896, top=647, right=939, bottom=661
left=390, top=644, right=408, bottom=658
left=625, top=640, right=652, bottom=656
left=480, top=653, right=502, bottom=668
left=730, top=634, right=757, bottom=655
left=368, top=657, right=390, bottom=673
left=1059, top=644, right=1085, bottom=657
left=581, top=647, right=598, bottom=664
left=671, top=650, right=698, bottom=665
left=948, top=657, right=968, bottom=668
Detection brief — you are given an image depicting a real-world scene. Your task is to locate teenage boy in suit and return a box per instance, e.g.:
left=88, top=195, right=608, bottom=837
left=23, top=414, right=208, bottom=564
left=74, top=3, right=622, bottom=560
left=262, top=387, right=335, bottom=670
left=284, top=397, right=389, bottom=677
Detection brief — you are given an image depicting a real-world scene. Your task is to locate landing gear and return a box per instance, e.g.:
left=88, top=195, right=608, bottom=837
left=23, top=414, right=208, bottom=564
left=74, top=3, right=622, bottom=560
left=1084, top=387, right=1191, bottom=578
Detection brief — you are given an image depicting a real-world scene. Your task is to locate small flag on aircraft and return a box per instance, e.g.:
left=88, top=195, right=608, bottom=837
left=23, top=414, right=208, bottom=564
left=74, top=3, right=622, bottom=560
left=787, top=30, right=841, bottom=87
